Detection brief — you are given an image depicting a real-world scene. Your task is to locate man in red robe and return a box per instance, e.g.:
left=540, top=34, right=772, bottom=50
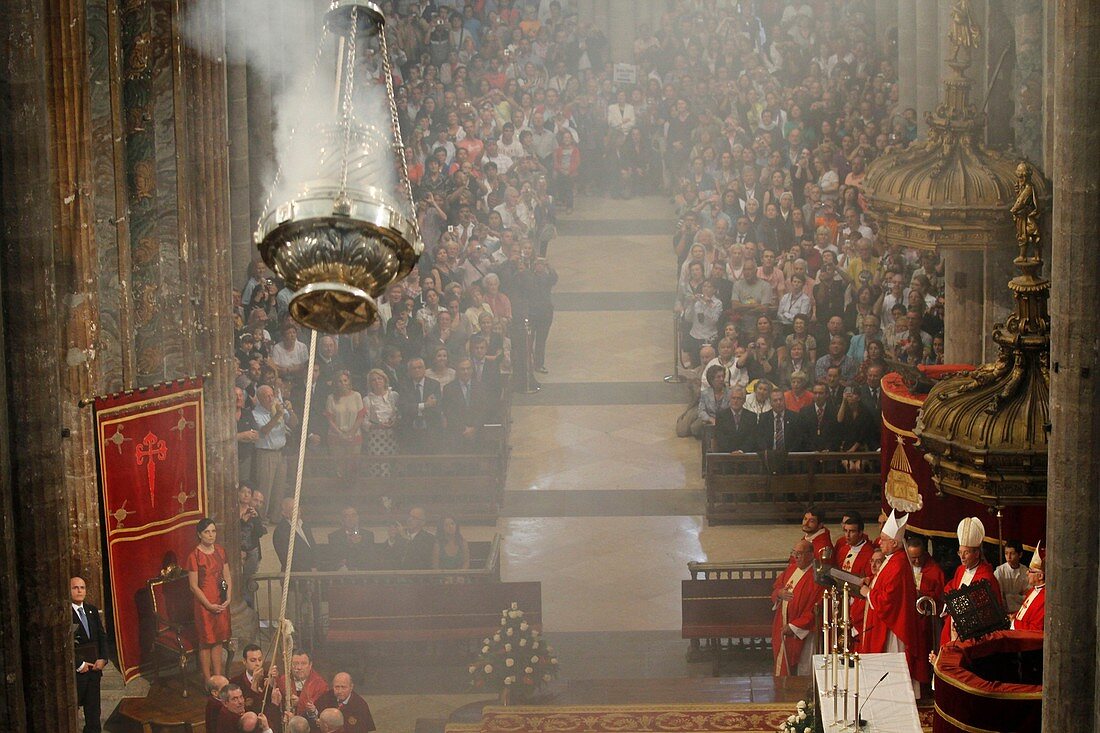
left=1012, top=541, right=1045, bottom=633
left=849, top=548, right=884, bottom=651
left=771, top=539, right=825, bottom=676
left=940, top=517, right=1002, bottom=646
left=834, top=511, right=873, bottom=578
left=802, top=508, right=833, bottom=561
left=904, top=537, right=945, bottom=684
left=860, top=511, right=927, bottom=689
left=276, top=650, right=329, bottom=720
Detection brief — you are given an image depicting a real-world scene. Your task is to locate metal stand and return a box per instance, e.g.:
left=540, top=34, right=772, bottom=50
left=519, top=317, right=540, bottom=394
left=663, top=311, right=687, bottom=383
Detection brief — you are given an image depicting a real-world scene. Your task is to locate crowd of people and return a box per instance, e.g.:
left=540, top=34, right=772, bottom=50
left=205, top=647, right=376, bottom=732
left=771, top=509, right=1046, bottom=696
left=655, top=1, right=947, bottom=460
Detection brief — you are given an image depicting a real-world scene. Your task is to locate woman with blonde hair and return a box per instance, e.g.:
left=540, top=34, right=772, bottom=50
left=363, top=368, right=399, bottom=477
left=325, top=370, right=365, bottom=478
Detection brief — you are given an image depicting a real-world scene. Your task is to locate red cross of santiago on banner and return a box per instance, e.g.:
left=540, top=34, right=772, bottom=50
left=135, top=431, right=168, bottom=508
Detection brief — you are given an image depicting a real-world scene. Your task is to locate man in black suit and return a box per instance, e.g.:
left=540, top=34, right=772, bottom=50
left=403, top=506, right=435, bottom=569
left=857, top=364, right=885, bottom=419
left=71, top=576, right=108, bottom=733
left=272, top=497, right=319, bottom=572
left=327, top=505, right=375, bottom=570
left=822, top=366, right=845, bottom=410
left=798, top=382, right=840, bottom=451
left=397, top=357, right=443, bottom=453
left=756, top=385, right=803, bottom=473
left=714, top=386, right=758, bottom=453
left=442, top=359, right=487, bottom=450
left=468, top=336, right=502, bottom=398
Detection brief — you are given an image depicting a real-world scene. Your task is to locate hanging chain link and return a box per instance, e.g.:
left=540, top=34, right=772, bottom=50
left=335, top=4, right=358, bottom=205
left=379, top=16, right=421, bottom=246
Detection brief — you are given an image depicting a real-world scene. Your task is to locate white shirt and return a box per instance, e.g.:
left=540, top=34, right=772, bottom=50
left=994, top=561, right=1031, bottom=613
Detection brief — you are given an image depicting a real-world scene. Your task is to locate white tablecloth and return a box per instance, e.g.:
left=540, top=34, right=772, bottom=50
left=812, top=653, right=921, bottom=733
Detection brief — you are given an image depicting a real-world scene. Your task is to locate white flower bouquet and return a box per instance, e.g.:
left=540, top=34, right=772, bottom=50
left=468, top=603, right=559, bottom=698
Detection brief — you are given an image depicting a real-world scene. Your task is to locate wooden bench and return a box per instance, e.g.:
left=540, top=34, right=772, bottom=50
left=681, top=561, right=788, bottom=675
left=704, top=451, right=882, bottom=524
left=325, top=580, right=541, bottom=644
left=303, top=424, right=511, bottom=526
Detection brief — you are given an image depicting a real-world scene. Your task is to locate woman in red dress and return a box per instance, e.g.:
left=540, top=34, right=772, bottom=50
left=185, top=517, right=232, bottom=679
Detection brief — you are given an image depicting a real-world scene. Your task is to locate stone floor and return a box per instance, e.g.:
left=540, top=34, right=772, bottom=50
left=101, top=195, right=795, bottom=732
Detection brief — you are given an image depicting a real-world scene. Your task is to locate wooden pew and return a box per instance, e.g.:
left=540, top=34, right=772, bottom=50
left=681, top=561, right=788, bottom=675
left=704, top=451, right=882, bottom=524
left=325, top=580, right=541, bottom=644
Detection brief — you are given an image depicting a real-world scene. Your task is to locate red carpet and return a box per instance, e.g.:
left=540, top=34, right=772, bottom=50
left=446, top=703, right=935, bottom=732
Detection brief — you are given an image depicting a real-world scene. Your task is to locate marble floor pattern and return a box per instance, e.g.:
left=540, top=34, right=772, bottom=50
left=102, top=195, right=797, bottom=732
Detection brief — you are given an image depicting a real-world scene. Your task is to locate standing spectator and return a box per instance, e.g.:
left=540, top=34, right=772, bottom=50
left=325, top=371, right=365, bottom=479
left=552, top=130, right=580, bottom=212
left=363, top=369, right=400, bottom=474
left=253, top=385, right=296, bottom=523
left=72, top=576, right=108, bottom=733
left=185, top=518, right=232, bottom=681
left=528, top=256, right=557, bottom=374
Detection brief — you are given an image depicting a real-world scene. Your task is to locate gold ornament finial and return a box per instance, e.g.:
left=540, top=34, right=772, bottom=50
left=1009, top=161, right=1041, bottom=262
left=947, top=0, right=981, bottom=66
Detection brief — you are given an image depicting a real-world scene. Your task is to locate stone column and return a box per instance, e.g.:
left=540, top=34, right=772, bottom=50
left=1009, top=0, right=1045, bottom=163
left=227, top=61, right=254, bottom=283
left=941, top=250, right=984, bottom=365
left=914, top=0, right=939, bottom=133
left=875, top=0, right=897, bottom=58
left=896, top=0, right=917, bottom=113
left=175, top=0, right=258, bottom=646
left=1046, top=2, right=1100, bottom=730
left=0, top=0, right=81, bottom=728
left=47, top=0, right=106, bottom=606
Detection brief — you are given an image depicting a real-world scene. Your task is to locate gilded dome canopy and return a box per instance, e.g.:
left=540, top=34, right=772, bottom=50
left=914, top=162, right=1049, bottom=506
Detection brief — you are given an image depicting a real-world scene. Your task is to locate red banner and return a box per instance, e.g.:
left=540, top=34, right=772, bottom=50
left=881, top=368, right=1045, bottom=547
left=96, top=378, right=207, bottom=681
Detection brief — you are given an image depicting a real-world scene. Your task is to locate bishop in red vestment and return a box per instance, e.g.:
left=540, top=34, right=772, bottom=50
left=860, top=511, right=927, bottom=685
left=771, top=539, right=825, bottom=676
left=940, top=517, right=1002, bottom=646
left=1012, top=541, right=1046, bottom=633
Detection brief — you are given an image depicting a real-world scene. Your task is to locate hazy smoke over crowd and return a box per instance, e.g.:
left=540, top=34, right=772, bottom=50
left=181, top=0, right=404, bottom=221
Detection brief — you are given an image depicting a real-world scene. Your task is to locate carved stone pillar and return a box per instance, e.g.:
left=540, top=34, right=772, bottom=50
left=1046, top=1, right=1100, bottom=730
left=914, top=0, right=939, bottom=132
left=47, top=0, right=105, bottom=606
left=942, top=249, right=984, bottom=366
left=174, top=0, right=257, bottom=645
left=0, top=0, right=81, bottom=728
left=896, top=0, right=916, bottom=112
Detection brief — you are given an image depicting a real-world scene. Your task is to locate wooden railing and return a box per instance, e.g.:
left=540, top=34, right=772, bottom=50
left=681, top=560, right=790, bottom=672
left=704, top=451, right=882, bottom=524
left=300, top=423, right=511, bottom=525
left=250, top=535, right=502, bottom=649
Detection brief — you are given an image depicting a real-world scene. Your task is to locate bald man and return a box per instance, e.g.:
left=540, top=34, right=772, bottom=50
left=313, top=672, right=377, bottom=732
left=770, top=539, right=825, bottom=676
left=205, top=675, right=230, bottom=733
left=285, top=717, right=311, bottom=733
left=317, top=708, right=345, bottom=733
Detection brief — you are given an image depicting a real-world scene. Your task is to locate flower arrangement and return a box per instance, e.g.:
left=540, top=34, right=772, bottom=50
left=778, top=700, right=816, bottom=733
left=468, top=602, right=559, bottom=700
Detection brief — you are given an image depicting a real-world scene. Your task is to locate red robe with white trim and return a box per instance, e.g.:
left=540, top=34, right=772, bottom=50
left=867, top=550, right=928, bottom=682
left=1012, top=586, right=1045, bottom=633
left=770, top=563, right=825, bottom=676
left=834, top=537, right=873, bottom=578
left=940, top=561, right=1001, bottom=646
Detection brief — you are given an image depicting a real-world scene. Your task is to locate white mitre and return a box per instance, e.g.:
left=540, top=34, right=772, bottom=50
left=882, top=510, right=907, bottom=543
left=956, top=516, right=986, bottom=548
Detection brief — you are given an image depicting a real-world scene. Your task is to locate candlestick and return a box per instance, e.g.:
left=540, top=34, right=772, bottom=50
left=832, top=646, right=838, bottom=721
left=842, top=584, right=850, bottom=654
left=843, top=651, right=850, bottom=723
left=854, top=652, right=861, bottom=730
left=822, top=591, right=831, bottom=655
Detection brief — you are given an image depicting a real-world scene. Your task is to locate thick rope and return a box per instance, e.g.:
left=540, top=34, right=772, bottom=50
left=258, top=328, right=319, bottom=714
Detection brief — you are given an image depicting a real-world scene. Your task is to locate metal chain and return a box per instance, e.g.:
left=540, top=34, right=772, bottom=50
left=379, top=16, right=421, bottom=245
left=336, top=4, right=358, bottom=203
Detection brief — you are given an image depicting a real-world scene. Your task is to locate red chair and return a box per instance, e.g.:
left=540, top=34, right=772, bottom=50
left=147, top=564, right=232, bottom=696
